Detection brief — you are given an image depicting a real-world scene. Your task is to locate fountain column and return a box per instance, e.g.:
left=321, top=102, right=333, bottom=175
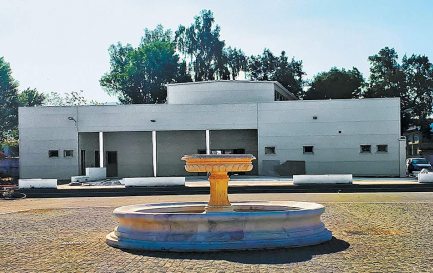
left=207, top=171, right=231, bottom=211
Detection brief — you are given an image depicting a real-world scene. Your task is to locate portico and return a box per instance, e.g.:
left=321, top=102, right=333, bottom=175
left=78, top=129, right=258, bottom=178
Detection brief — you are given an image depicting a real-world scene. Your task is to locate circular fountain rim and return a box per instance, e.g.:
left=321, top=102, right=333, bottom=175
left=113, top=201, right=325, bottom=219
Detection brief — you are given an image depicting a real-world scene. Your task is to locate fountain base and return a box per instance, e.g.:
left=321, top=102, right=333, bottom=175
left=106, top=201, right=332, bottom=252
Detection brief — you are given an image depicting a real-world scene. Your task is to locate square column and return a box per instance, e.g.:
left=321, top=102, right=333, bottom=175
left=152, top=131, right=157, bottom=177
left=206, top=130, right=210, bottom=154
left=99, top=132, right=104, bottom=168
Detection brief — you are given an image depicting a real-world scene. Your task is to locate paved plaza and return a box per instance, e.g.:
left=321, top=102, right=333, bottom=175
left=1, top=192, right=433, bottom=272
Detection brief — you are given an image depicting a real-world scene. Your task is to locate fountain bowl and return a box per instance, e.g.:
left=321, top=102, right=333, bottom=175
left=106, top=201, right=332, bottom=252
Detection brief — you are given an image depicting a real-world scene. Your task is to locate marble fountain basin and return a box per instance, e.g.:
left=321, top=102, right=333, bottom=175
left=106, top=201, right=332, bottom=252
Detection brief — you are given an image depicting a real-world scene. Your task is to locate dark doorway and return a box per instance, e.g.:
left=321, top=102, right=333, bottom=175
left=80, top=150, right=86, bottom=175
left=95, top=151, right=100, bottom=167
left=106, top=151, right=118, bottom=177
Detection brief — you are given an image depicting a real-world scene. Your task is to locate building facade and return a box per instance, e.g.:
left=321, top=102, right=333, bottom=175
left=19, top=81, right=406, bottom=179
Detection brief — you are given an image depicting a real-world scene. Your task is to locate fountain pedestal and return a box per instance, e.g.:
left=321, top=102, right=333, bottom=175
left=207, top=172, right=231, bottom=211
left=181, top=154, right=255, bottom=212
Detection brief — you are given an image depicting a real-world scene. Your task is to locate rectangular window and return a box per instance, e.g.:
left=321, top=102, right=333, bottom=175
left=48, top=150, right=59, bottom=158
left=377, top=145, right=388, bottom=153
left=360, top=145, right=371, bottom=153
left=64, top=150, right=74, bottom=157
left=303, top=146, right=314, bottom=154
left=265, top=146, right=276, bottom=155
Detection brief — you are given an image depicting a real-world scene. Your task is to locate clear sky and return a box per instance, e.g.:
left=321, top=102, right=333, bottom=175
left=1, top=0, right=432, bottom=102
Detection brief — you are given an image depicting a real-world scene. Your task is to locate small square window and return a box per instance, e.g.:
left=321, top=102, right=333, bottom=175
left=48, top=150, right=59, bottom=158
left=377, top=145, right=388, bottom=153
left=360, top=145, right=371, bottom=153
left=303, top=146, right=314, bottom=154
left=265, top=147, right=276, bottom=155
left=64, top=150, right=74, bottom=157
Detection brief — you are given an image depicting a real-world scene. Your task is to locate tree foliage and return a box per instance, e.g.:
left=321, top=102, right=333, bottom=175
left=248, top=49, right=305, bottom=98
left=224, top=47, right=247, bottom=80
left=0, top=57, right=19, bottom=141
left=101, top=25, right=191, bottom=104
left=175, top=10, right=228, bottom=81
left=365, top=47, right=433, bottom=133
left=304, top=67, right=364, bottom=100
left=43, top=90, right=99, bottom=106
left=402, top=54, right=433, bottom=133
left=18, top=88, right=46, bottom=107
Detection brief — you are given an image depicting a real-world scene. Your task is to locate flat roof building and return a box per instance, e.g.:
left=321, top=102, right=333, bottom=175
left=19, top=80, right=406, bottom=179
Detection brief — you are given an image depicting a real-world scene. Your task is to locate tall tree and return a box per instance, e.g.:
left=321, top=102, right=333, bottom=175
left=401, top=54, right=433, bottom=133
left=0, top=57, right=19, bottom=141
left=274, top=52, right=305, bottom=98
left=18, top=88, right=46, bottom=107
left=248, top=49, right=305, bottom=98
left=101, top=25, right=191, bottom=104
left=225, top=47, right=247, bottom=80
left=248, top=49, right=277, bottom=81
left=175, top=10, right=228, bottom=81
left=364, top=47, right=433, bottom=133
left=304, top=67, right=364, bottom=100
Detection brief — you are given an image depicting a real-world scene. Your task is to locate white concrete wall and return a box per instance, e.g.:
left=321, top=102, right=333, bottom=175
left=19, top=106, right=79, bottom=179
left=258, top=98, right=401, bottom=176
left=76, top=103, right=258, bottom=132
left=167, top=81, right=276, bottom=105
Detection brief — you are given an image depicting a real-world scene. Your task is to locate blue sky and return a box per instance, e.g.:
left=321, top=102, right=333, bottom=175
left=1, top=0, right=432, bottom=102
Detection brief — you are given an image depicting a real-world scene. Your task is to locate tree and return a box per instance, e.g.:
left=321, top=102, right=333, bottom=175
left=101, top=25, right=191, bottom=104
left=0, top=57, right=19, bottom=141
left=274, top=52, right=305, bottom=98
left=43, top=91, right=66, bottom=106
left=224, top=47, right=247, bottom=80
left=304, top=67, right=364, bottom=100
left=43, top=90, right=98, bottom=106
left=364, top=47, right=433, bottom=133
left=248, top=49, right=276, bottom=81
left=175, top=10, right=229, bottom=81
left=248, top=49, right=305, bottom=98
left=18, top=88, right=46, bottom=107
left=401, top=54, right=433, bottom=133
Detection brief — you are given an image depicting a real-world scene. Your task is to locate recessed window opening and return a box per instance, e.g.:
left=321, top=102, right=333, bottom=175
left=303, top=146, right=314, bottom=154
left=265, top=146, right=276, bottom=155
left=48, top=150, right=59, bottom=158
left=377, top=145, right=388, bottom=153
left=360, top=145, right=371, bottom=153
left=64, top=150, right=74, bottom=157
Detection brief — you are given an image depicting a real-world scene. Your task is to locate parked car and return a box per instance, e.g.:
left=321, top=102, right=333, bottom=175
left=406, top=158, right=432, bottom=174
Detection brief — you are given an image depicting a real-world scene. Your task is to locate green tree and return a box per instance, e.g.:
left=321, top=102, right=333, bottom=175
left=175, top=10, right=228, bottom=81
left=101, top=25, right=191, bottom=104
left=304, top=67, right=364, bottom=100
left=248, top=49, right=305, bottom=98
left=365, top=47, right=433, bottom=133
left=43, top=90, right=99, bottom=106
left=248, top=49, right=276, bottom=81
left=274, top=52, right=305, bottom=98
left=0, top=57, right=19, bottom=141
left=18, top=88, right=46, bottom=107
left=401, top=54, right=433, bottom=133
left=223, top=47, right=247, bottom=80
left=364, top=47, right=408, bottom=130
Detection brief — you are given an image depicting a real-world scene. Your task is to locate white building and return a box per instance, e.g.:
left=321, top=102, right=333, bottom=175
left=19, top=80, right=406, bottom=179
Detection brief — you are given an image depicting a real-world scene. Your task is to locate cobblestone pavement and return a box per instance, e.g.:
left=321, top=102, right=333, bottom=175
left=1, top=193, right=433, bottom=272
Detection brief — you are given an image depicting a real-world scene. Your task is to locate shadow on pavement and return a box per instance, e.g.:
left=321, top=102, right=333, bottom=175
left=124, top=237, right=350, bottom=265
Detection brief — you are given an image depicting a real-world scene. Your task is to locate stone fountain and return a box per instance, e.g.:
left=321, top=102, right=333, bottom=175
left=106, top=154, right=332, bottom=251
